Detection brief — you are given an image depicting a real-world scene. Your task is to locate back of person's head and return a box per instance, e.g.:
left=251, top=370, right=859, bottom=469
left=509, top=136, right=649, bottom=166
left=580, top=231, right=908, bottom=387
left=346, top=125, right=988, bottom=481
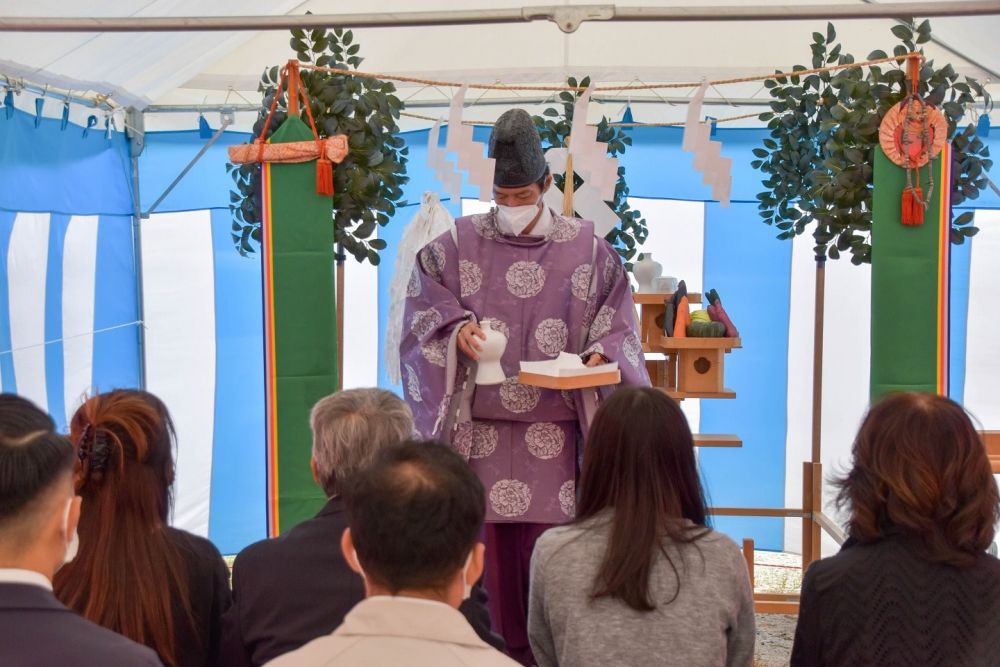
left=54, top=389, right=192, bottom=667
left=577, top=386, right=709, bottom=612
left=0, top=393, right=56, bottom=437
left=310, top=388, right=414, bottom=497
left=0, top=425, right=78, bottom=578
left=837, top=392, right=999, bottom=566
left=343, top=440, right=485, bottom=600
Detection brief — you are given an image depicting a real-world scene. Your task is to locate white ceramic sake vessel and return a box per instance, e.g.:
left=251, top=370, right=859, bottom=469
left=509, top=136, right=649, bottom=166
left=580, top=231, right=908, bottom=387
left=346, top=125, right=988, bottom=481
left=633, top=253, right=663, bottom=293
left=475, top=321, right=508, bottom=385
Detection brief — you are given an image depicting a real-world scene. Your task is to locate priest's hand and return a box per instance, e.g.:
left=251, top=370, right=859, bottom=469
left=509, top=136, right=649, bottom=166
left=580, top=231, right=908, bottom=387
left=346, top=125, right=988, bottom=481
left=584, top=353, right=608, bottom=367
left=458, top=322, right=487, bottom=361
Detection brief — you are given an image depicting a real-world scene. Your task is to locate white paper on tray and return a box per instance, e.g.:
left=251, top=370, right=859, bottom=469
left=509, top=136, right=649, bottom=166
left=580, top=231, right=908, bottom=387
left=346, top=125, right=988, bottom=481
left=520, top=352, right=619, bottom=378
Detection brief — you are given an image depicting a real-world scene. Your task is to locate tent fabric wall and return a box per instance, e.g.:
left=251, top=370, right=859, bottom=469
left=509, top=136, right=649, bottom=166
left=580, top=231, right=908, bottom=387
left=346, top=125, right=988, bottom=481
left=3, top=103, right=999, bottom=553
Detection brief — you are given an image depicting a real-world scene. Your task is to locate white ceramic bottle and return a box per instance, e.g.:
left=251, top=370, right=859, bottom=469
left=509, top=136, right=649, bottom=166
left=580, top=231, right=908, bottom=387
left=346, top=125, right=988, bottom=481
left=633, top=253, right=663, bottom=293
left=475, top=321, right=508, bottom=385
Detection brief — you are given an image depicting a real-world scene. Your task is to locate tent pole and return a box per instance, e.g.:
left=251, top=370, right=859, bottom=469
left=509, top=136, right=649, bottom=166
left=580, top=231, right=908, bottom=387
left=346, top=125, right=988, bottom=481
left=1, top=2, right=997, bottom=33
left=811, top=255, right=825, bottom=464
left=130, top=155, right=147, bottom=390
left=335, top=243, right=345, bottom=392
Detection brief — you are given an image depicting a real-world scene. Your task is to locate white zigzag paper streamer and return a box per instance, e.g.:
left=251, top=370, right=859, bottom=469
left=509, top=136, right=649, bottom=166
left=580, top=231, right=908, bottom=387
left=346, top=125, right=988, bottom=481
left=426, top=119, right=462, bottom=205
left=682, top=83, right=732, bottom=206
left=445, top=85, right=496, bottom=202
left=543, top=85, right=622, bottom=237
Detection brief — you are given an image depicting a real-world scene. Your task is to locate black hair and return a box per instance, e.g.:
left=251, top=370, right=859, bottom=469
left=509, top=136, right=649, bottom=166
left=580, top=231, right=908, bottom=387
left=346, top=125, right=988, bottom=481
left=0, top=393, right=56, bottom=438
left=345, top=439, right=485, bottom=593
left=0, top=429, right=74, bottom=523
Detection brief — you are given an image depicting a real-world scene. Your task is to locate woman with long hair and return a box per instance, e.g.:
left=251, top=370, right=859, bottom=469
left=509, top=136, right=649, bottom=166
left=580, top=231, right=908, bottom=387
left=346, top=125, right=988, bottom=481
left=54, top=390, right=231, bottom=667
left=792, top=392, right=1000, bottom=667
left=527, top=387, right=754, bottom=667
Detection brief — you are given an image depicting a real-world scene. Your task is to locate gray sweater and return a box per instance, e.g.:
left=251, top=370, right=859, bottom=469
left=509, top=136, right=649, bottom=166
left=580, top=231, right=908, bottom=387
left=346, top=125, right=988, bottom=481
left=528, top=513, right=755, bottom=667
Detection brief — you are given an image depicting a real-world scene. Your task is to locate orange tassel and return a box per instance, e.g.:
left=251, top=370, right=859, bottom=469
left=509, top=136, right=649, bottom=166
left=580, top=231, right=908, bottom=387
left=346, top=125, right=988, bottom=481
left=316, top=157, right=334, bottom=197
left=901, top=186, right=924, bottom=226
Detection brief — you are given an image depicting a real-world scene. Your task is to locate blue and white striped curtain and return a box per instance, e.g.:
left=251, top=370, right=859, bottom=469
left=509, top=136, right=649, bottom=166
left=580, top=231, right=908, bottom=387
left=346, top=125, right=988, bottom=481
left=3, top=107, right=998, bottom=554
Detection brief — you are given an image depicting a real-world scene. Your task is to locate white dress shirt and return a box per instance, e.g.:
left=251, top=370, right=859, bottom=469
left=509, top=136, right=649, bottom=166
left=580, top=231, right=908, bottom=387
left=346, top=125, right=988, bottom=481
left=0, top=568, right=52, bottom=590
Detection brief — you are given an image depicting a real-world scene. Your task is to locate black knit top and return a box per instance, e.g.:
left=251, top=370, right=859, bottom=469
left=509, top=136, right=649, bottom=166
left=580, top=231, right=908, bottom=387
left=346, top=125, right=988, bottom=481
left=791, top=535, right=1000, bottom=667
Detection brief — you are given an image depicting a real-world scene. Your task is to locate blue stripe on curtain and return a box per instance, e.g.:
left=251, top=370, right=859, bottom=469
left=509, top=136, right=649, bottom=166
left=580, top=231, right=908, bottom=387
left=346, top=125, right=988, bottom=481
left=949, top=238, right=972, bottom=403
left=44, top=215, right=70, bottom=431
left=0, top=211, right=16, bottom=392
left=0, top=108, right=133, bottom=216
left=91, top=215, right=141, bottom=393
left=700, top=201, right=791, bottom=551
left=138, top=130, right=253, bottom=213
left=208, top=208, right=267, bottom=553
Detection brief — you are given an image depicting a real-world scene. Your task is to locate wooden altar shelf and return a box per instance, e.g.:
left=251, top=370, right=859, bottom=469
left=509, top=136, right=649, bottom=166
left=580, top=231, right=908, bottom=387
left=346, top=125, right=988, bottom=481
left=633, top=292, right=702, bottom=305
left=664, top=387, right=737, bottom=401
left=983, top=432, right=1000, bottom=473
left=693, top=434, right=742, bottom=447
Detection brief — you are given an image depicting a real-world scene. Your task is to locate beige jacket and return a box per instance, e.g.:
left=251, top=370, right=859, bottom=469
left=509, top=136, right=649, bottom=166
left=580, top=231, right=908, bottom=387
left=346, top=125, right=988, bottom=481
left=265, top=596, right=518, bottom=666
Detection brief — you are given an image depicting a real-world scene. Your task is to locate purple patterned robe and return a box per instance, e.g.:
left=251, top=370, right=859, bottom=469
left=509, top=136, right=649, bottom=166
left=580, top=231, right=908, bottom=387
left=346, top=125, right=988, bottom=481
left=400, top=209, right=650, bottom=523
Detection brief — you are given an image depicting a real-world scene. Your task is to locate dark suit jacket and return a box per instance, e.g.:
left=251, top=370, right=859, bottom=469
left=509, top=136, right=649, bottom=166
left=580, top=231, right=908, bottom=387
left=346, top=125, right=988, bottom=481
left=0, top=582, right=162, bottom=666
left=222, top=497, right=503, bottom=666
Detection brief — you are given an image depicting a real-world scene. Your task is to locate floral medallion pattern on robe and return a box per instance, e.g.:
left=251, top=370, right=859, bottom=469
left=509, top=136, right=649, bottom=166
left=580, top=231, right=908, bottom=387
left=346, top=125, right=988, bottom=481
left=410, top=308, right=442, bottom=339
left=558, top=480, right=576, bottom=517
left=499, top=377, right=541, bottom=414
left=459, top=260, right=483, bottom=298
left=455, top=421, right=499, bottom=459
left=505, top=261, right=546, bottom=299
left=490, top=479, right=532, bottom=518
left=525, top=422, right=565, bottom=459
left=419, top=242, right=447, bottom=281
left=570, top=264, right=593, bottom=301
left=420, top=338, right=447, bottom=367
left=535, top=318, right=569, bottom=357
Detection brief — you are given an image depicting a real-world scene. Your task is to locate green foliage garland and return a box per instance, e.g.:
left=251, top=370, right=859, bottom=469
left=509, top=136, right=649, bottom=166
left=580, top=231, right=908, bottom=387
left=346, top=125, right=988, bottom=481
left=227, top=27, right=409, bottom=264
left=753, top=20, right=992, bottom=264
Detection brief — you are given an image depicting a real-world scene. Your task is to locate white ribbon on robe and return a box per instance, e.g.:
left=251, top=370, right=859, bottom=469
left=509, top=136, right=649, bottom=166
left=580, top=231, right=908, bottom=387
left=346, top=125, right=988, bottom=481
left=385, top=192, right=456, bottom=384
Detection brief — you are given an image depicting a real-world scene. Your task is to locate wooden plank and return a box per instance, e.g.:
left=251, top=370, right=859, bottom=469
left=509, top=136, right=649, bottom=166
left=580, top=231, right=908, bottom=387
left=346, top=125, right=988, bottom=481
left=742, top=538, right=755, bottom=589
left=755, top=592, right=801, bottom=601
left=693, top=434, right=742, bottom=447
left=656, top=336, right=742, bottom=350
left=754, top=600, right=799, bottom=615
left=633, top=292, right=702, bottom=305
left=517, top=369, right=621, bottom=390
left=664, top=388, right=736, bottom=400
left=982, top=431, right=1000, bottom=456
left=708, top=507, right=807, bottom=518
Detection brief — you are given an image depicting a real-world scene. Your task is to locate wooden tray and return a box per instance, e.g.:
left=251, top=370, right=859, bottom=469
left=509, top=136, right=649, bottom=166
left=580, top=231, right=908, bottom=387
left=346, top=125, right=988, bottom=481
left=633, top=292, right=702, bottom=305
left=518, top=369, right=621, bottom=390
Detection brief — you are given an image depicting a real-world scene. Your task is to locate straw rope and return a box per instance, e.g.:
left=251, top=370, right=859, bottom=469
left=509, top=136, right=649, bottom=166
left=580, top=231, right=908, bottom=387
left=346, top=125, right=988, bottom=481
left=299, top=52, right=921, bottom=93
left=400, top=110, right=761, bottom=127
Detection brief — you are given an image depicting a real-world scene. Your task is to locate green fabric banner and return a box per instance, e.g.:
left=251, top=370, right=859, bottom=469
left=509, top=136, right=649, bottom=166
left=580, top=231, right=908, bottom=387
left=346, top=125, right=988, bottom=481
left=870, top=146, right=949, bottom=400
left=266, top=116, right=337, bottom=532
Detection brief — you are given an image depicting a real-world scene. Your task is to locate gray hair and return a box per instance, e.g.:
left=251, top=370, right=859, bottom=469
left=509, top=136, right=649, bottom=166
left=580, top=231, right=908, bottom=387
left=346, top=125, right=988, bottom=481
left=310, top=388, right=414, bottom=497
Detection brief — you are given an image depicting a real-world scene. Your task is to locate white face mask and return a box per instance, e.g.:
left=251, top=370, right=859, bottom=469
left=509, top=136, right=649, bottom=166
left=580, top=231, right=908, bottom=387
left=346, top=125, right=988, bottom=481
left=353, top=548, right=475, bottom=601
left=497, top=202, right=541, bottom=235
left=61, top=498, right=79, bottom=566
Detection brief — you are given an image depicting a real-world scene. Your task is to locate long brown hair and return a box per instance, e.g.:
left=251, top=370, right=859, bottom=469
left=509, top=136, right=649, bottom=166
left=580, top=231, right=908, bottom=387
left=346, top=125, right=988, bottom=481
left=836, top=392, right=999, bottom=567
left=53, top=390, right=195, bottom=667
left=576, top=387, right=709, bottom=611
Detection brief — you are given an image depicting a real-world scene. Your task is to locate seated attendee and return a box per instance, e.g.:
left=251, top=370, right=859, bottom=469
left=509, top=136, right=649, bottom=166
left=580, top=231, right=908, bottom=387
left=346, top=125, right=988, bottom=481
left=792, top=392, right=1000, bottom=667
left=528, top=386, right=755, bottom=667
left=53, top=390, right=231, bottom=667
left=0, top=392, right=56, bottom=435
left=268, top=440, right=517, bottom=667
left=223, top=389, right=500, bottom=666
left=0, top=405, right=161, bottom=666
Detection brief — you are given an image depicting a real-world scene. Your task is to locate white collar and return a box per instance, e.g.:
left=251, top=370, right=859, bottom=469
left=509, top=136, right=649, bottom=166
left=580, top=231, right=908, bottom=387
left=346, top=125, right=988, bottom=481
left=496, top=204, right=553, bottom=237
left=0, top=568, right=53, bottom=590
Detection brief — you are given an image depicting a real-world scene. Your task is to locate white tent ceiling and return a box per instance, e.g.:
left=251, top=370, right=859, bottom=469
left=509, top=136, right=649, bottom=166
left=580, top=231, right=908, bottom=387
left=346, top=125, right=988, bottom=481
left=1, top=0, right=998, bottom=131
